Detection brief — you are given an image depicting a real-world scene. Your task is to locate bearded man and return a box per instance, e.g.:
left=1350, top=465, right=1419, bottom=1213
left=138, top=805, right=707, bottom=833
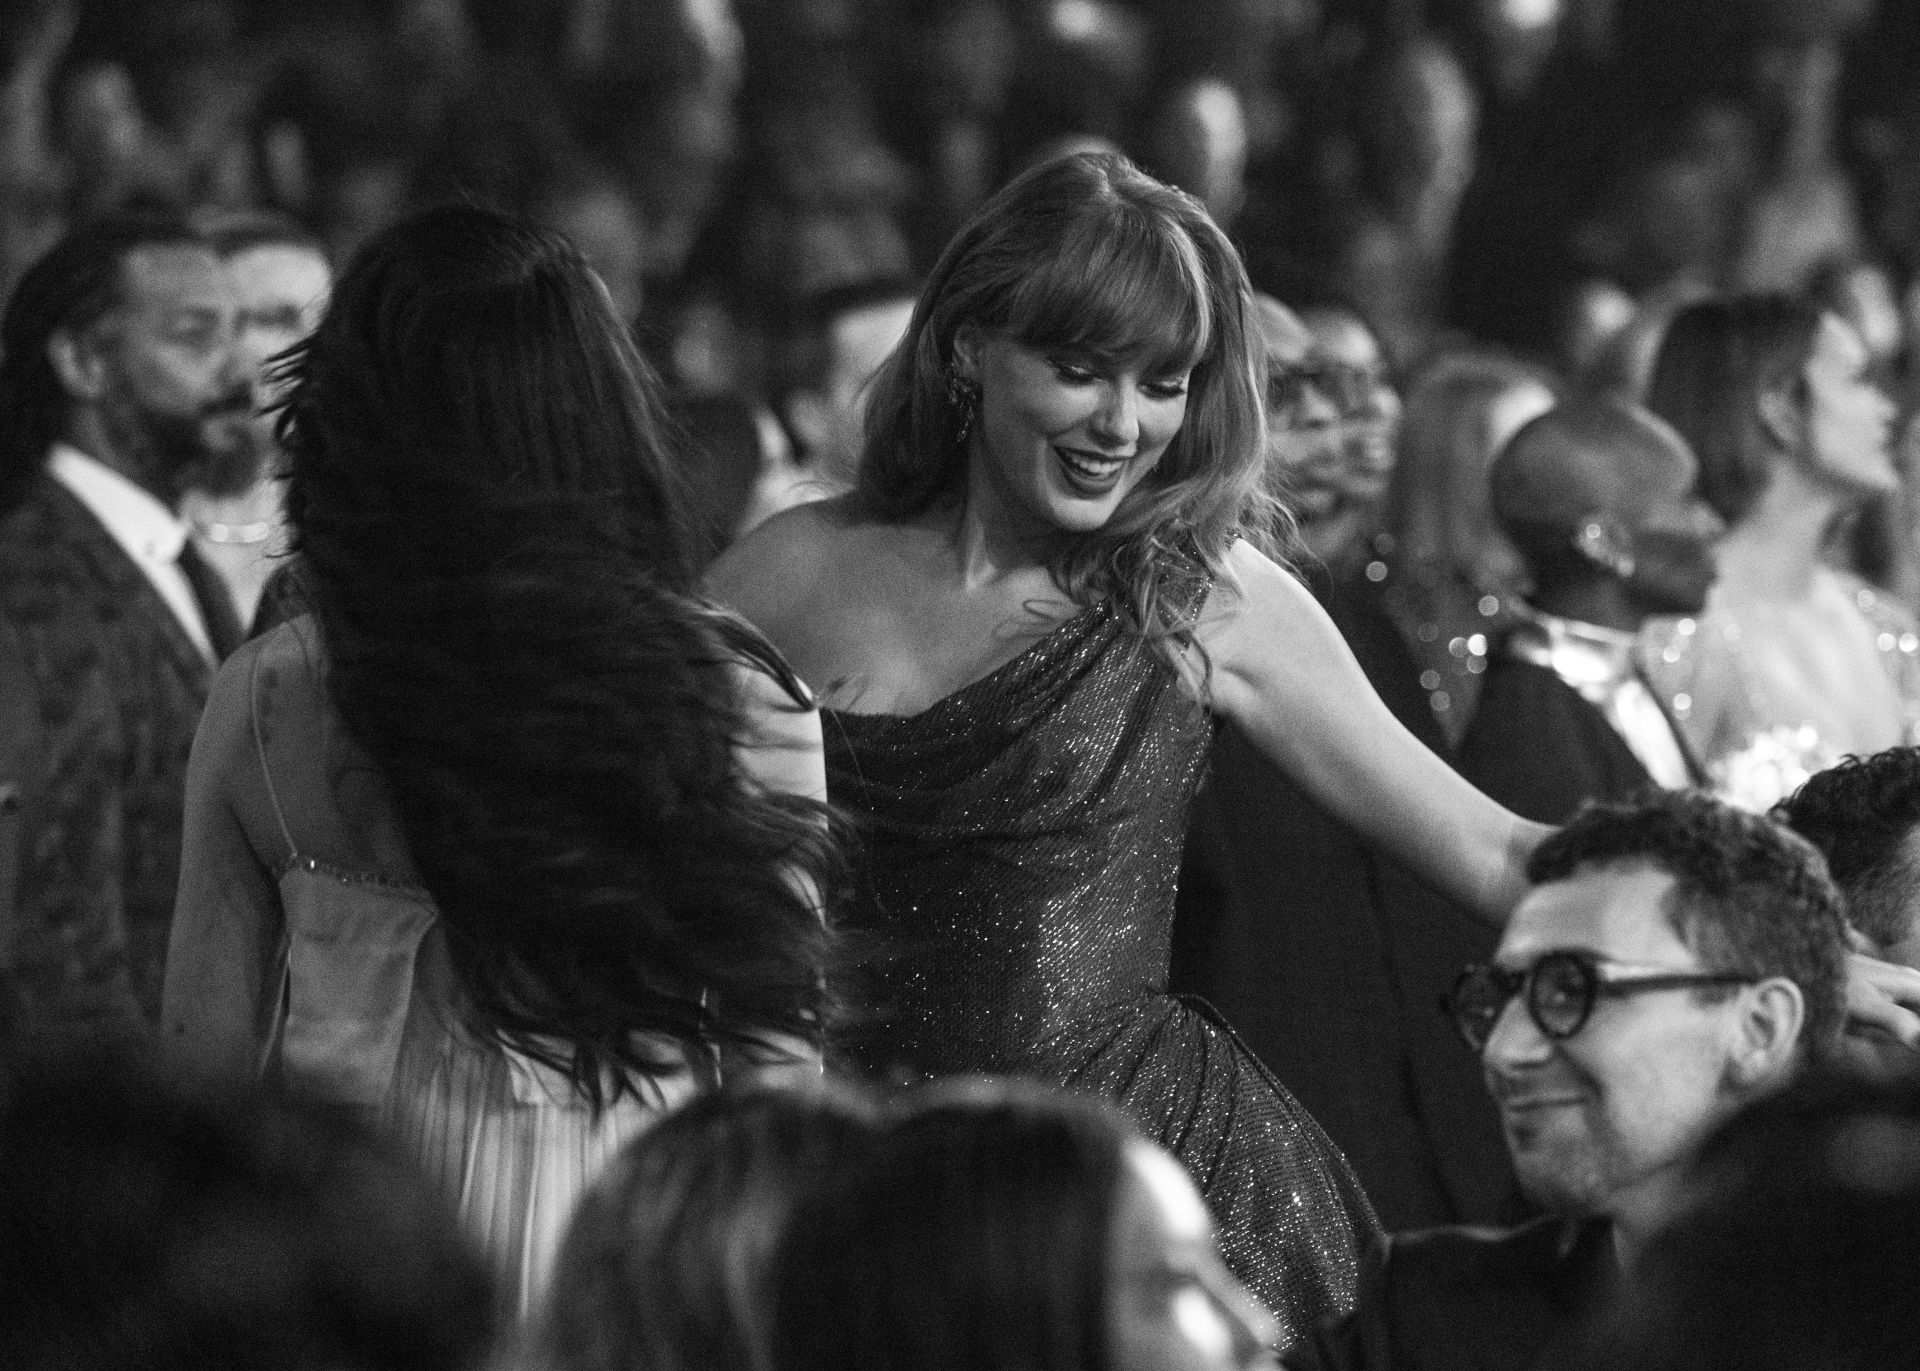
left=0, top=210, right=256, bottom=1043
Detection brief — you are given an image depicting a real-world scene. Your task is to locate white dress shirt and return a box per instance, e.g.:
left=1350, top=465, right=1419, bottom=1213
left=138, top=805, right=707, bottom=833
left=1506, top=610, right=1696, bottom=790
left=47, top=443, right=215, bottom=663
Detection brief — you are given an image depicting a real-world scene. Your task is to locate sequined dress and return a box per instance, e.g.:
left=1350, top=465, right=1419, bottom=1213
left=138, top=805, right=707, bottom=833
left=823, top=594, right=1380, bottom=1343
left=1640, top=571, right=1920, bottom=811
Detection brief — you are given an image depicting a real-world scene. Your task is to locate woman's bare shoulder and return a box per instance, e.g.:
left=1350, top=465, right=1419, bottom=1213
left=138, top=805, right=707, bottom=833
left=705, top=495, right=915, bottom=639
left=707, top=498, right=859, bottom=613
left=199, top=618, right=324, bottom=756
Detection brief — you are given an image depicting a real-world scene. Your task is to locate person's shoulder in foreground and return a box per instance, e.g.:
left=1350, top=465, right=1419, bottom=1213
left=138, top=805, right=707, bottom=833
left=1283, top=1213, right=1613, bottom=1371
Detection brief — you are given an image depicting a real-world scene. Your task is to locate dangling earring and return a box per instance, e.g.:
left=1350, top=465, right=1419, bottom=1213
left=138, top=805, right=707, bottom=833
left=946, top=364, right=981, bottom=447
left=1573, top=520, right=1637, bottom=580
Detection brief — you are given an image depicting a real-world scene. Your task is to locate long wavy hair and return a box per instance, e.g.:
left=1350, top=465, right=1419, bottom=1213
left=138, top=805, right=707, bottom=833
left=855, top=151, right=1279, bottom=656
left=1644, top=294, right=1823, bottom=527
left=276, top=203, right=840, bottom=1106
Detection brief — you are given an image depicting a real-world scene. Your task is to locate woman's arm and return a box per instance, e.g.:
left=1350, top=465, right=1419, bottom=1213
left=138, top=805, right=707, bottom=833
left=161, top=649, right=284, bottom=1080
left=718, top=658, right=829, bottom=1080
left=1198, top=540, right=1549, bottom=924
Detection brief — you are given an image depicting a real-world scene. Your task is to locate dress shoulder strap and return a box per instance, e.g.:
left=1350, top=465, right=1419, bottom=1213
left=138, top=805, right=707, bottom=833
left=248, top=642, right=300, bottom=865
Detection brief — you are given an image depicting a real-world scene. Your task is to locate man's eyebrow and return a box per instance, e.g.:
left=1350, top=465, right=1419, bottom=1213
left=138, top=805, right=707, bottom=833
left=1495, top=942, right=1610, bottom=966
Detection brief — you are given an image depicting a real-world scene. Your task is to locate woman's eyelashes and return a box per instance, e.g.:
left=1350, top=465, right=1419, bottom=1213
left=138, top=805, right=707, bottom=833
left=1046, top=355, right=1190, bottom=398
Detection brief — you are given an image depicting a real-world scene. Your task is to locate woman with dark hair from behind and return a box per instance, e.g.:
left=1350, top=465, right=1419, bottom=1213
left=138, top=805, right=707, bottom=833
left=770, top=1078, right=1279, bottom=1371
left=534, top=1081, right=879, bottom=1371
left=161, top=203, right=840, bottom=1315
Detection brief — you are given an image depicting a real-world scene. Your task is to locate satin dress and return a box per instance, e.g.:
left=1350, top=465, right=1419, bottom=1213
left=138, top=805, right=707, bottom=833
left=822, top=593, right=1380, bottom=1345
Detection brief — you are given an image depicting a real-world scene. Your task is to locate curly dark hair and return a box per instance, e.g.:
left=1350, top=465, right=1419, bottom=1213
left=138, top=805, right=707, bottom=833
left=1775, top=747, right=1920, bottom=952
left=276, top=203, right=842, bottom=1107
left=1528, top=789, right=1849, bottom=1055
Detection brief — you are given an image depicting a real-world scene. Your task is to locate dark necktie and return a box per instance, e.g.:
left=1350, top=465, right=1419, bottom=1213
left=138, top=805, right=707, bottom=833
left=175, top=538, right=245, bottom=663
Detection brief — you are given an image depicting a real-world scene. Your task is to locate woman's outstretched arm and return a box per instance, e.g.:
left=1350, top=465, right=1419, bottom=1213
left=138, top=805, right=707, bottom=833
left=1197, top=539, right=1550, bottom=925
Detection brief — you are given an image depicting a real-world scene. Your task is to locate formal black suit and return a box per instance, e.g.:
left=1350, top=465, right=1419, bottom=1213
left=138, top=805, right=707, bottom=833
left=1172, top=560, right=1520, bottom=1230
left=0, top=473, right=214, bottom=1041
left=1283, top=1216, right=1618, bottom=1371
left=1456, top=656, right=1656, bottom=827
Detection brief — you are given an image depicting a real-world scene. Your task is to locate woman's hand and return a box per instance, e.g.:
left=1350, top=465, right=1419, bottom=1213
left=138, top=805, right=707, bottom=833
left=1843, top=947, right=1920, bottom=1052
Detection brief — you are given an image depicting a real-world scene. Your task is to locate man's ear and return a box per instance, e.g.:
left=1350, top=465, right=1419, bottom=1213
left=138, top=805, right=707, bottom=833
left=1727, top=976, right=1806, bottom=1088
left=46, top=328, right=108, bottom=403
left=1756, top=383, right=1802, bottom=455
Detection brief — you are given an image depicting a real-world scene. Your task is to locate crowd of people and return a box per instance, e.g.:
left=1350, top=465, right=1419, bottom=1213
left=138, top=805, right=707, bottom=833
left=6, top=1, right=1920, bottom=1369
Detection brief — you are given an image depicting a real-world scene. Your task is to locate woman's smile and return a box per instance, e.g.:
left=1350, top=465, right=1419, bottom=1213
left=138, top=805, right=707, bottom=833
left=1054, top=441, right=1139, bottom=492
left=962, top=331, right=1192, bottom=535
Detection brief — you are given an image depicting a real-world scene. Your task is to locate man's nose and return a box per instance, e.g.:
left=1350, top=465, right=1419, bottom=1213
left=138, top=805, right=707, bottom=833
left=1481, top=991, right=1552, bottom=1070
left=1288, top=380, right=1341, bottom=429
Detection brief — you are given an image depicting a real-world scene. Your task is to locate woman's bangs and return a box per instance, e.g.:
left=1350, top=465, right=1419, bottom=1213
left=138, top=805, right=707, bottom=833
left=1002, top=216, right=1210, bottom=374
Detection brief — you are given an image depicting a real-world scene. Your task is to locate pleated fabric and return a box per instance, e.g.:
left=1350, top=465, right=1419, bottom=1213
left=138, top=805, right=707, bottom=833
left=274, top=864, right=695, bottom=1318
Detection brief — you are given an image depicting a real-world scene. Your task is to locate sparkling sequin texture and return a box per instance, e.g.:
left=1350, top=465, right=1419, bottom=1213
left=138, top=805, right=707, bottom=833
left=823, top=594, right=1379, bottom=1346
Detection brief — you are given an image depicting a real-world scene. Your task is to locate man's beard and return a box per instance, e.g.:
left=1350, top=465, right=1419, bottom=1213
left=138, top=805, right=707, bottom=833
left=104, top=388, right=267, bottom=502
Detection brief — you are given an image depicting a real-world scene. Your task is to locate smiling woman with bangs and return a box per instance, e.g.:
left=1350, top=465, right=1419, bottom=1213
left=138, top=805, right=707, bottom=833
left=709, top=150, right=1550, bottom=1348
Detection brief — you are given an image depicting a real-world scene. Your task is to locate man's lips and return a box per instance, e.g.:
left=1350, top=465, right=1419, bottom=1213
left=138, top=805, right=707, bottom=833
left=1491, top=1090, right=1586, bottom=1114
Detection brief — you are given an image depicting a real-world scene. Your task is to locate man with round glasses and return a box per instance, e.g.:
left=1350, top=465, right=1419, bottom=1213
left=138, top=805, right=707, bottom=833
left=1287, top=789, right=1848, bottom=1371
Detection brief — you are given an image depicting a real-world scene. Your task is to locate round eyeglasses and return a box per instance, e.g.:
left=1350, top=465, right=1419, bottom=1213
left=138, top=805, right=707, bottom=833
left=1266, top=359, right=1385, bottom=422
left=1441, top=950, right=1758, bottom=1053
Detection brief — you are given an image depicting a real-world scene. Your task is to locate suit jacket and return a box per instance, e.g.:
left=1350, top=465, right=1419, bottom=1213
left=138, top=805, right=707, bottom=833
left=1172, top=561, right=1520, bottom=1230
left=1284, top=1215, right=1618, bottom=1371
left=0, top=473, right=213, bottom=1041
left=1455, top=656, right=1654, bottom=827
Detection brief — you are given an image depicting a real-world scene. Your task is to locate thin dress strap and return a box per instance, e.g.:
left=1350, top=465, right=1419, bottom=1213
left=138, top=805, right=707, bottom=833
left=249, top=644, right=300, bottom=866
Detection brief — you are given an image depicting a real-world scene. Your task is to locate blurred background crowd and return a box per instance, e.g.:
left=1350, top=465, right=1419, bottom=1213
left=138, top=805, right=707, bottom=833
left=8, top=0, right=1920, bottom=612
left=1, top=0, right=1917, bottom=396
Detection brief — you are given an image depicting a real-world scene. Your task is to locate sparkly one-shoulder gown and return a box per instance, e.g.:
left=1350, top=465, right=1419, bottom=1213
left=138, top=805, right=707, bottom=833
left=823, top=595, right=1381, bottom=1343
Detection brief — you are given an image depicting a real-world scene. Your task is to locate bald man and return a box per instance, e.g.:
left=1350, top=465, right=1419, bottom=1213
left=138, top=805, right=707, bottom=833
left=1455, top=397, right=1722, bottom=824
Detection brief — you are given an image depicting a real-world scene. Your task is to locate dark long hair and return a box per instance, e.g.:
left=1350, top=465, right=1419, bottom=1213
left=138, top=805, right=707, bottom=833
left=542, top=1082, right=880, bottom=1371
left=770, top=1079, right=1135, bottom=1371
left=856, top=151, right=1279, bottom=658
left=1643, top=294, right=1823, bottom=526
left=276, top=203, right=840, bottom=1106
